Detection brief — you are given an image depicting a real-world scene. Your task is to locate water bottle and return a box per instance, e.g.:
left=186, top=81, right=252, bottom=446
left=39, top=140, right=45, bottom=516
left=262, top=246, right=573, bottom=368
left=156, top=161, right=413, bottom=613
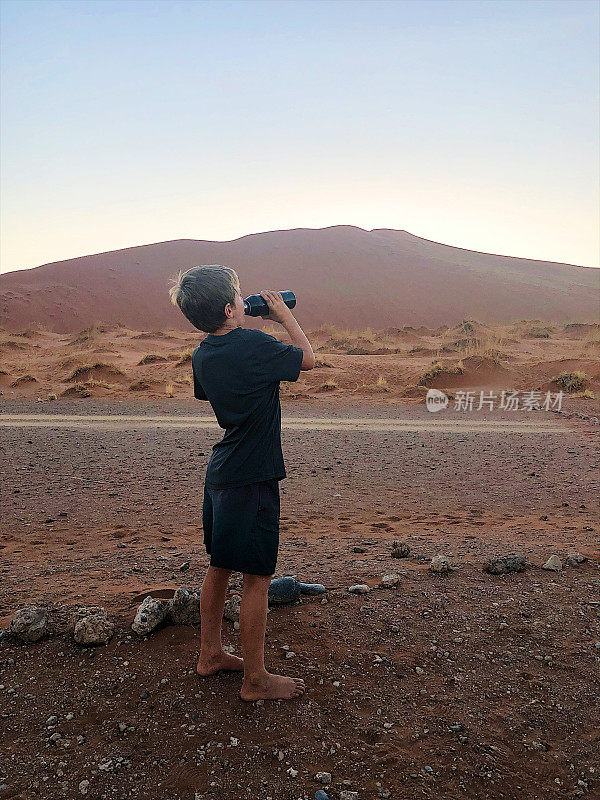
left=243, top=290, right=296, bottom=317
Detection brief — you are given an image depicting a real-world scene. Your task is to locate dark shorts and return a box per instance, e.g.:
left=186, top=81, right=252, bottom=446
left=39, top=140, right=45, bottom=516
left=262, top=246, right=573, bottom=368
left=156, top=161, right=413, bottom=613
left=202, top=478, right=280, bottom=576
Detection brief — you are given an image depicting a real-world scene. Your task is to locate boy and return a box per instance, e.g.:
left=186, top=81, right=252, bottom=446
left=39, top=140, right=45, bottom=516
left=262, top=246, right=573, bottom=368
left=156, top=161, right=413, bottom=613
left=169, top=265, right=315, bottom=701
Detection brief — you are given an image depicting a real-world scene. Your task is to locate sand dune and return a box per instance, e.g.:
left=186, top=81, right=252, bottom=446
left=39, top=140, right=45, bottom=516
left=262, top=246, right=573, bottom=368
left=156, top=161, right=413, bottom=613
left=0, top=320, right=598, bottom=414
left=1, top=226, right=598, bottom=332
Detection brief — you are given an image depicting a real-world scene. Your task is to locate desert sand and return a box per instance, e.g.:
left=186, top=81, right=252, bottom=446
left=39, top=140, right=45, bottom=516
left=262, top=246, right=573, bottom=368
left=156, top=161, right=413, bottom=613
left=1, top=227, right=599, bottom=332
left=0, top=317, right=599, bottom=799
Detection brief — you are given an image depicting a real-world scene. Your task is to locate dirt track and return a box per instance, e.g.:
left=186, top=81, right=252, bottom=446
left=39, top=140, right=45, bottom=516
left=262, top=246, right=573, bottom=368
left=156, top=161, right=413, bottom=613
left=0, top=412, right=572, bottom=433
left=0, top=399, right=599, bottom=800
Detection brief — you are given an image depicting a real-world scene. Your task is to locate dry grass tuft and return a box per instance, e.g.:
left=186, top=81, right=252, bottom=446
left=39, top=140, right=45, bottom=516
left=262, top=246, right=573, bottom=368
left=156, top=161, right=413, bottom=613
left=138, top=354, right=168, bottom=365
left=556, top=371, right=587, bottom=392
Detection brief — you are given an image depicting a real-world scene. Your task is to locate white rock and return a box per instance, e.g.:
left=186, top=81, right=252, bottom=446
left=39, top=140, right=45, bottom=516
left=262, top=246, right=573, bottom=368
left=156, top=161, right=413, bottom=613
left=542, top=555, right=562, bottom=571
left=73, top=610, right=114, bottom=645
left=131, top=596, right=168, bottom=636
left=167, top=587, right=201, bottom=626
left=223, top=594, right=241, bottom=624
left=348, top=584, right=370, bottom=594
left=9, top=606, right=48, bottom=643
left=429, top=554, right=454, bottom=573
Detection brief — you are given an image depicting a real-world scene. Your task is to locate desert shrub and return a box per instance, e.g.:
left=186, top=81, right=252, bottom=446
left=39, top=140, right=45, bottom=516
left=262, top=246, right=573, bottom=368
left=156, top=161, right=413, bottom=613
left=176, top=349, right=194, bottom=366
left=138, top=354, right=167, bottom=365
left=321, top=378, right=338, bottom=391
left=529, top=326, right=551, bottom=338
left=418, top=362, right=442, bottom=385
left=314, top=357, right=334, bottom=368
left=556, top=371, right=586, bottom=392
left=580, top=388, right=595, bottom=399
left=375, top=375, right=389, bottom=391
left=67, top=362, right=124, bottom=381
left=11, top=374, right=37, bottom=384
left=129, top=380, right=151, bottom=391
left=165, top=383, right=175, bottom=397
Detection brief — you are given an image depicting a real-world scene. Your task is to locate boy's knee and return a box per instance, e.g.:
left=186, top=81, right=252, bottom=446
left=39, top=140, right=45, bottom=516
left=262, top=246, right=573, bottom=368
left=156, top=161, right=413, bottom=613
left=242, top=573, right=271, bottom=591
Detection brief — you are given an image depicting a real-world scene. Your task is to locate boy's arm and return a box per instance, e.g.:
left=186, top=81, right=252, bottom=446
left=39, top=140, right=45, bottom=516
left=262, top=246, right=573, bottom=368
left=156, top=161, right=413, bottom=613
left=259, top=290, right=315, bottom=370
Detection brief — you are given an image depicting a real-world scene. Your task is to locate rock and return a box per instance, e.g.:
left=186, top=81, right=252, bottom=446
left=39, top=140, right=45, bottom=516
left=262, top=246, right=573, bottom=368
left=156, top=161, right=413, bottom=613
left=484, top=554, right=527, bottom=575
left=73, top=609, right=114, bottom=645
left=348, top=584, right=370, bottom=594
left=566, top=552, right=587, bottom=567
left=167, top=588, right=201, bottom=626
left=78, top=780, right=90, bottom=795
left=223, top=594, right=241, bottom=623
left=391, top=540, right=410, bottom=558
left=9, top=606, right=49, bottom=642
left=299, top=581, right=326, bottom=596
left=268, top=576, right=301, bottom=604
left=267, top=576, right=327, bottom=604
left=429, top=554, right=454, bottom=573
left=315, top=792, right=330, bottom=800
left=315, top=772, right=332, bottom=785
left=46, top=715, right=58, bottom=727
left=380, top=574, right=400, bottom=587
left=131, top=596, right=168, bottom=636
left=68, top=606, right=106, bottom=630
left=542, top=555, right=562, bottom=571
left=340, top=792, right=359, bottom=800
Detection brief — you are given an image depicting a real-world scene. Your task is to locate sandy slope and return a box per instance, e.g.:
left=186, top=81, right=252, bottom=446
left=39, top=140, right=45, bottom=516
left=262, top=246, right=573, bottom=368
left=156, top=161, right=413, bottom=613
left=1, top=226, right=598, bottom=331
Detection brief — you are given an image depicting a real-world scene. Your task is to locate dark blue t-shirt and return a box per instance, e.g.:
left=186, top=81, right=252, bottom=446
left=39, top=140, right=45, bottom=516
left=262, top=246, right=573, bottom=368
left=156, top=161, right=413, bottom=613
left=192, top=326, right=304, bottom=489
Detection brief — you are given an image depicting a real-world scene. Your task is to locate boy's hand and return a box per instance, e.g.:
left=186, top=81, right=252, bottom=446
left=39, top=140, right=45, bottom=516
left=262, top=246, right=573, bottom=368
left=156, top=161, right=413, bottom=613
left=259, top=290, right=294, bottom=324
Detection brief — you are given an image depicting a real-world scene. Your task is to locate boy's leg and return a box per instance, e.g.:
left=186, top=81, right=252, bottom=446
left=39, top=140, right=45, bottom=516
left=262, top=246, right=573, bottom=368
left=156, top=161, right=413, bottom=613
left=197, top=565, right=244, bottom=675
left=239, top=573, right=305, bottom=701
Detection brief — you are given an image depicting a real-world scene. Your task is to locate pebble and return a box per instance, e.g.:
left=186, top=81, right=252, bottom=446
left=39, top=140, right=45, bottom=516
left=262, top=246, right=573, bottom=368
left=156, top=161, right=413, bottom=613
left=542, top=555, right=562, bottom=571
left=348, top=584, right=369, bottom=594
left=78, top=779, right=89, bottom=795
left=429, top=554, right=453, bottom=573
left=315, top=792, right=330, bottom=800
left=566, top=552, right=587, bottom=567
left=391, top=540, right=410, bottom=558
left=484, top=554, right=527, bottom=574
left=314, top=772, right=332, bottom=785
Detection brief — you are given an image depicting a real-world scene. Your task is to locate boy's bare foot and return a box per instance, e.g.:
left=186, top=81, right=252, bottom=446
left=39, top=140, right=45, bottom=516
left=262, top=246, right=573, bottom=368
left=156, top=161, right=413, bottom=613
left=196, top=650, right=244, bottom=676
left=240, top=671, right=306, bottom=701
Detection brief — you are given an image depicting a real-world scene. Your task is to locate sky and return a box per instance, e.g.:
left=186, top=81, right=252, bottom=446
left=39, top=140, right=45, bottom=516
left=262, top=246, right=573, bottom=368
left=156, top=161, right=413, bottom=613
left=1, top=0, right=598, bottom=274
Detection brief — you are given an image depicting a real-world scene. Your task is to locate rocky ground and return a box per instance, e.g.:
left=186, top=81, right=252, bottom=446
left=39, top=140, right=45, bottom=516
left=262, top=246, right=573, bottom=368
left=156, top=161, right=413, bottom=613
left=0, top=399, right=599, bottom=800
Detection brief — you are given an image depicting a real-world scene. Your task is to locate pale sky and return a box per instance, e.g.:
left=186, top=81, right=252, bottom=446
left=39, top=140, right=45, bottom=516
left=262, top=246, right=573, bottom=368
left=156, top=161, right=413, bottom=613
left=1, top=0, right=598, bottom=274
